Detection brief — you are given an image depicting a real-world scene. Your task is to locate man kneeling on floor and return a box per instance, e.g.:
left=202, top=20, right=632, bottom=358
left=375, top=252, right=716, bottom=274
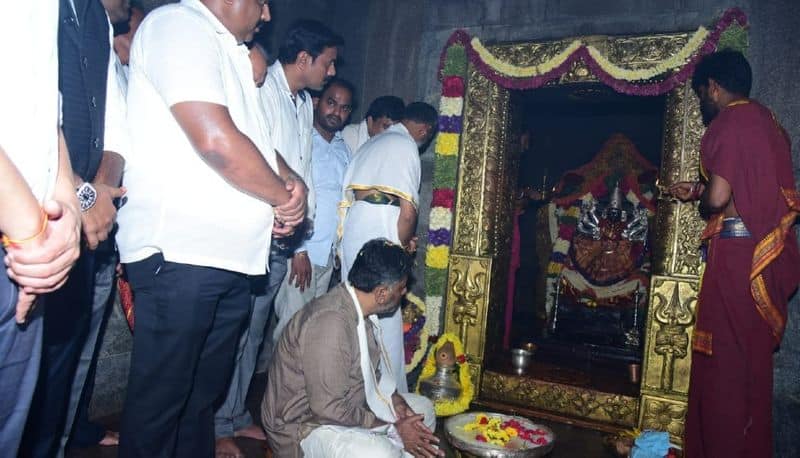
left=262, top=239, right=443, bottom=457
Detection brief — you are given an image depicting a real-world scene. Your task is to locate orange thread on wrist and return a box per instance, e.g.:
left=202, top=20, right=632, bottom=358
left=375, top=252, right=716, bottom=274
left=2, top=208, right=48, bottom=248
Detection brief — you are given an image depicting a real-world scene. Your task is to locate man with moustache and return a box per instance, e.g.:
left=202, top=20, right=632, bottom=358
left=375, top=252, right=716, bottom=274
left=283, top=78, right=355, bottom=307
left=115, top=1, right=307, bottom=456
left=669, top=50, right=800, bottom=457
left=339, top=102, right=438, bottom=392
left=262, top=239, right=441, bottom=458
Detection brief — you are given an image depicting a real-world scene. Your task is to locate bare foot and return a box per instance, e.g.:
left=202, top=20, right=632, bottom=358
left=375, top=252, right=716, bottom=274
left=215, top=437, right=243, bottom=458
left=98, top=430, right=119, bottom=446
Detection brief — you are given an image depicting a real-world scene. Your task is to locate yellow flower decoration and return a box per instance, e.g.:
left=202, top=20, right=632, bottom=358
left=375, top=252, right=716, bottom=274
left=547, top=261, right=564, bottom=276
left=416, top=333, right=474, bottom=416
left=469, top=24, right=708, bottom=82
left=471, top=37, right=582, bottom=78
left=436, top=133, right=460, bottom=156
left=404, top=292, right=430, bottom=373
left=439, top=97, right=463, bottom=116
left=425, top=245, right=450, bottom=269
left=586, top=26, right=709, bottom=81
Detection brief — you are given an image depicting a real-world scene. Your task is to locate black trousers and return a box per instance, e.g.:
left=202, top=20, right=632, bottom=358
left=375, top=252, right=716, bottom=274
left=118, top=254, right=250, bottom=458
left=20, top=251, right=95, bottom=458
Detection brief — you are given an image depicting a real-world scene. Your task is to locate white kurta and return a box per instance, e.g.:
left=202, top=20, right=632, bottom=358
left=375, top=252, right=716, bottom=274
left=339, top=123, right=420, bottom=392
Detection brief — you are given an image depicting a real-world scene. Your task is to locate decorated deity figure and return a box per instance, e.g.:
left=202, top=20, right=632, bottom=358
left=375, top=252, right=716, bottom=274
left=570, top=182, right=649, bottom=289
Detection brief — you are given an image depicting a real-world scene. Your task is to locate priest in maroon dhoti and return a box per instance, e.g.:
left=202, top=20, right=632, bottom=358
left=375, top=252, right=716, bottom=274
left=670, top=50, right=800, bottom=457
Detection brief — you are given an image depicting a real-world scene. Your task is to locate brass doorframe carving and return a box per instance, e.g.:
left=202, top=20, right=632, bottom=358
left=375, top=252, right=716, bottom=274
left=443, top=31, right=705, bottom=438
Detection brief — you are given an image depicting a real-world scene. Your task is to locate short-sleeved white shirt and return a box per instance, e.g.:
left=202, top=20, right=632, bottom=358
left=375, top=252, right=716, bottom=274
left=116, top=0, right=278, bottom=275
left=0, top=0, right=60, bottom=202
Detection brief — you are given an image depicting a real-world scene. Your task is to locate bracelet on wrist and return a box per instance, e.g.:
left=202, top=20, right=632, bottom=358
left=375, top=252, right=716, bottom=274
left=2, top=208, right=48, bottom=248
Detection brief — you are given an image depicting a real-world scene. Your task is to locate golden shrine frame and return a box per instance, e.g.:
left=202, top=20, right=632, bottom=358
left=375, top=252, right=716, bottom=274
left=441, top=31, right=707, bottom=439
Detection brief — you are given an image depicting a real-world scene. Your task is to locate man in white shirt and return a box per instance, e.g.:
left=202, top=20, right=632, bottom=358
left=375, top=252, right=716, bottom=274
left=341, top=95, right=405, bottom=155
left=214, top=19, right=342, bottom=450
left=115, top=1, right=306, bottom=457
left=1, top=2, right=82, bottom=454
left=267, top=18, right=342, bottom=351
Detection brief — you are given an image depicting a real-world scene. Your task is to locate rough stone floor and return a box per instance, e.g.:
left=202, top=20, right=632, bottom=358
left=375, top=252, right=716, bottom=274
left=67, top=374, right=612, bottom=457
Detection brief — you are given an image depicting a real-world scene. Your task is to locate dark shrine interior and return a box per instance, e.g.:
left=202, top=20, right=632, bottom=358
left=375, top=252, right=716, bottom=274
left=487, top=83, right=667, bottom=396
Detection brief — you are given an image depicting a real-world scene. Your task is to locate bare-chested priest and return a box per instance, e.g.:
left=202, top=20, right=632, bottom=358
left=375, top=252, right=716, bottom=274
left=262, top=239, right=443, bottom=457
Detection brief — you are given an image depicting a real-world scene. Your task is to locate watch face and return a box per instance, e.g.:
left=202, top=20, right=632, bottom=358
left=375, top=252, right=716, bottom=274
left=78, top=183, right=97, bottom=212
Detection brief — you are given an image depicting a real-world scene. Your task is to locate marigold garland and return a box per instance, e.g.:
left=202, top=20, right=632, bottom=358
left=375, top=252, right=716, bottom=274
left=436, top=133, right=460, bottom=156
left=416, top=333, right=474, bottom=416
left=426, top=245, right=450, bottom=269
left=585, top=26, right=710, bottom=81
left=470, top=38, right=583, bottom=78
left=436, top=8, right=748, bottom=95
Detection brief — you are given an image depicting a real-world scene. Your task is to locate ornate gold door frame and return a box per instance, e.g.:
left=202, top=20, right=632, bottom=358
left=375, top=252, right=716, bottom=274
left=442, top=32, right=707, bottom=438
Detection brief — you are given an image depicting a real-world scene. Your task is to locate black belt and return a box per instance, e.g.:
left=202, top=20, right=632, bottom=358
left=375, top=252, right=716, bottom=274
left=356, top=192, right=401, bottom=207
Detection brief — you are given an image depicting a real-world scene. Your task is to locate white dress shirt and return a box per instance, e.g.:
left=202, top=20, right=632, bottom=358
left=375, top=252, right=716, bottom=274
left=0, top=0, right=60, bottom=202
left=116, top=0, right=278, bottom=275
left=260, top=61, right=316, bottom=223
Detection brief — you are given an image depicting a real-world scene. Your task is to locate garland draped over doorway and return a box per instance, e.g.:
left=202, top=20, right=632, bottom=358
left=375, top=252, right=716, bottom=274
left=416, top=8, right=749, bottom=359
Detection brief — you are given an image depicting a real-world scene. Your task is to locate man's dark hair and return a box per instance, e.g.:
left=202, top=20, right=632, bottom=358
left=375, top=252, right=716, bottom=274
left=348, top=239, right=412, bottom=292
left=403, top=102, right=438, bottom=127
left=277, top=20, right=344, bottom=64
left=691, top=50, right=752, bottom=97
left=365, top=95, right=405, bottom=121
left=321, top=77, right=356, bottom=99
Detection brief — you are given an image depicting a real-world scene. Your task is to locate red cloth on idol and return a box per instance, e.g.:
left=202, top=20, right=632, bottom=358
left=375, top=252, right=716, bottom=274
left=685, top=100, right=800, bottom=458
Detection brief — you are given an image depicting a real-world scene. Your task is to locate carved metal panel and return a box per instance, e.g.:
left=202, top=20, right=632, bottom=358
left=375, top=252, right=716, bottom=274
left=444, top=30, right=705, bottom=433
left=641, top=276, right=698, bottom=396
left=453, top=70, right=510, bottom=256
left=481, top=371, right=639, bottom=428
left=639, top=395, right=689, bottom=442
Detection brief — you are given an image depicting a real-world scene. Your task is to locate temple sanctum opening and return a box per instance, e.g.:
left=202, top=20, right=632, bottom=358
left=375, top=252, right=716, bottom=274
left=497, top=83, right=667, bottom=397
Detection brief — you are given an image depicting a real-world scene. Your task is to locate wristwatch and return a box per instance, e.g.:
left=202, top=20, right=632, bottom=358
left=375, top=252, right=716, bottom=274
left=76, top=182, right=98, bottom=212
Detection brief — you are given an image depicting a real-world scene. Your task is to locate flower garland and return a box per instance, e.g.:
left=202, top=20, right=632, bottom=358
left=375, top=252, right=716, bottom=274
left=403, top=292, right=430, bottom=373
left=423, top=43, right=466, bottom=336
left=585, top=26, right=709, bottom=81
left=415, top=333, right=474, bottom=416
left=437, top=8, right=748, bottom=95
left=421, top=8, right=748, bottom=360
left=470, top=38, right=583, bottom=78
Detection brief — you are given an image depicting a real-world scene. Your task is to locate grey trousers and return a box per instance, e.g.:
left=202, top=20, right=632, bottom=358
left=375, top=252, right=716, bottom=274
left=56, top=250, right=117, bottom=456
left=214, top=254, right=287, bottom=438
left=0, top=247, right=43, bottom=455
